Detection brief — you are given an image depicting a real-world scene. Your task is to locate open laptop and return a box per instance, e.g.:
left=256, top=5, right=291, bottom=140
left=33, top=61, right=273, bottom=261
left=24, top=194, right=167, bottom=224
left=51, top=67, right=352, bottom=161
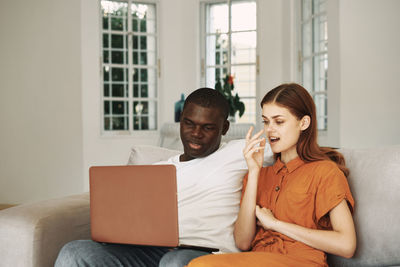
left=89, top=164, right=218, bottom=252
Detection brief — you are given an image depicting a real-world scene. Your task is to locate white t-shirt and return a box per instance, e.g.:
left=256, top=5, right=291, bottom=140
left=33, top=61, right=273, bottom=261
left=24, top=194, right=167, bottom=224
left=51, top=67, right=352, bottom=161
left=157, top=139, right=273, bottom=253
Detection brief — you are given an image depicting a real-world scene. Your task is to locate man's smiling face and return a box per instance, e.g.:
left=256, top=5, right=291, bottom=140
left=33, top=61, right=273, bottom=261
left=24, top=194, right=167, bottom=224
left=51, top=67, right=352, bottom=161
left=179, top=102, right=229, bottom=162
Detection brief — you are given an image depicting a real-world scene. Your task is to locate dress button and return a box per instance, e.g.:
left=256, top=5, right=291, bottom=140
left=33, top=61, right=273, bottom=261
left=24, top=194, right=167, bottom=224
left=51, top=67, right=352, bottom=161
left=275, top=186, right=280, bottom=192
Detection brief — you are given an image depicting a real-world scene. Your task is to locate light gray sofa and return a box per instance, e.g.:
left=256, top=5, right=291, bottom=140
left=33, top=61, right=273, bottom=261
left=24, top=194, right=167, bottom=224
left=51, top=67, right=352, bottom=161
left=0, top=145, right=399, bottom=267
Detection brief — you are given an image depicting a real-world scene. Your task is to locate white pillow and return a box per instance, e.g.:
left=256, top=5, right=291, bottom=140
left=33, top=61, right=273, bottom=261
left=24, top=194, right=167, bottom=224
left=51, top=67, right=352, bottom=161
left=127, top=145, right=182, bottom=165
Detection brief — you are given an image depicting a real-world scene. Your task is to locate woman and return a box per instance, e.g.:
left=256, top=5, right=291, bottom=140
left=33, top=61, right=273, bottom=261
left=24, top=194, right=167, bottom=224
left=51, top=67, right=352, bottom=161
left=187, top=83, right=356, bottom=267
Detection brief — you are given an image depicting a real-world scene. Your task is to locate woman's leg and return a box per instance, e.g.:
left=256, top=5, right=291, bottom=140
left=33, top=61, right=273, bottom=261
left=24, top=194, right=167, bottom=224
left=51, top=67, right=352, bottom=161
left=186, top=251, right=313, bottom=267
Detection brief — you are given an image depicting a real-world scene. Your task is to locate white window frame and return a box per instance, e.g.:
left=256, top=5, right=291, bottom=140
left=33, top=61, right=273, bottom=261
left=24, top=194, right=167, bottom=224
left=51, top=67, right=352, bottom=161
left=298, top=0, right=328, bottom=131
left=200, top=0, right=258, bottom=124
left=100, top=0, right=159, bottom=135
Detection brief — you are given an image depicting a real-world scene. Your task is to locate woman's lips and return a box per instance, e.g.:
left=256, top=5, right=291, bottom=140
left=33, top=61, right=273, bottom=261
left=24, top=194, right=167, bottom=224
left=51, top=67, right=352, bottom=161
left=269, top=137, right=280, bottom=144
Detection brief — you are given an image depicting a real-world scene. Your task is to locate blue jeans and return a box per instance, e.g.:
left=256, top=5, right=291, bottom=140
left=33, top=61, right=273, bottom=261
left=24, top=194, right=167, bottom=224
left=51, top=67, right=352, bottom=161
left=55, top=240, right=210, bottom=267
left=159, top=248, right=210, bottom=267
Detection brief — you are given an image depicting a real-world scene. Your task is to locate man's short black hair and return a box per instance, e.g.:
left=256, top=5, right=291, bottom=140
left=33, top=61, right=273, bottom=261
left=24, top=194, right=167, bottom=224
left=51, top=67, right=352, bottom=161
left=183, top=87, right=229, bottom=120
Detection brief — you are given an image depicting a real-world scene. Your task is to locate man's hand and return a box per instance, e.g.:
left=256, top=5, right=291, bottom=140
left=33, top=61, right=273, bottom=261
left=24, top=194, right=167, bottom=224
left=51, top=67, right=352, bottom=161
left=243, top=126, right=265, bottom=173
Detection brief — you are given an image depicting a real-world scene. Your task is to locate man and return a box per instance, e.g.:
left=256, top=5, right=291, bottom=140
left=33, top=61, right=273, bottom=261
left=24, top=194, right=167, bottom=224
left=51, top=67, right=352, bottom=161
left=55, top=88, right=273, bottom=267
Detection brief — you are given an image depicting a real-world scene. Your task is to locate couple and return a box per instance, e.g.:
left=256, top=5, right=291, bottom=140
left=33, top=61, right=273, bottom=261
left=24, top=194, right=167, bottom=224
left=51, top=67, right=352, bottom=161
left=56, top=84, right=356, bottom=267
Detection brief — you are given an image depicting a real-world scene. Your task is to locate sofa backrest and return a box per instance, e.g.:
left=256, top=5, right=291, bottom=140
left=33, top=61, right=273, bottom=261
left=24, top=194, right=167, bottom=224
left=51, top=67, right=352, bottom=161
left=328, top=146, right=400, bottom=267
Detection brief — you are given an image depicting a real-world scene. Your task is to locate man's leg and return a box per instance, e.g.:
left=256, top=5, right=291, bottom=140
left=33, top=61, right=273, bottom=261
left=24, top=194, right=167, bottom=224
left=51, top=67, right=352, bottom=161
left=55, top=240, right=169, bottom=267
left=158, top=249, right=211, bottom=267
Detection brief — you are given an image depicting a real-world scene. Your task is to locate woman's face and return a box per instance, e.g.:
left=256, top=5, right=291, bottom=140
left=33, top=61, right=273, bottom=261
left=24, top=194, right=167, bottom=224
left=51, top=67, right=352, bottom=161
left=262, top=103, right=308, bottom=163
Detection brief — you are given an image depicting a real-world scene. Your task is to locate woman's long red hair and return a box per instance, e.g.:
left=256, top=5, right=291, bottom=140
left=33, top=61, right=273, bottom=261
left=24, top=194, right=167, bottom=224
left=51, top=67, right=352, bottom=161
left=261, top=83, right=349, bottom=177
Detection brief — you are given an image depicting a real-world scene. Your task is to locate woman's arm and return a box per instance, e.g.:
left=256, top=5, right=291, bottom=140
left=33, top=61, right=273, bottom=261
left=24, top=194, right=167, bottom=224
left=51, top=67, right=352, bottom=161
left=234, top=127, right=265, bottom=251
left=256, top=199, right=356, bottom=258
left=234, top=169, right=259, bottom=250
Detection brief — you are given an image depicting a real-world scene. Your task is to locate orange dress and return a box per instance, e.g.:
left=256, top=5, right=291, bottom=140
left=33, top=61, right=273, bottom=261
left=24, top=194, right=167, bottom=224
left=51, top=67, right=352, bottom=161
left=187, top=157, right=354, bottom=267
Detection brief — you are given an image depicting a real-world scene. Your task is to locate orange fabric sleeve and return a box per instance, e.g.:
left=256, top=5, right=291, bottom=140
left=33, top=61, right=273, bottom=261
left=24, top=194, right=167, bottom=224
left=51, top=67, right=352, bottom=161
left=314, top=162, right=355, bottom=229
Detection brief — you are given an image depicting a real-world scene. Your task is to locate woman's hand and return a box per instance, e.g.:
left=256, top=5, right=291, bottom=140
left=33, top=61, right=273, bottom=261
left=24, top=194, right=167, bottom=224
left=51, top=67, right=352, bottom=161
left=243, top=126, right=266, bottom=173
left=255, top=205, right=278, bottom=230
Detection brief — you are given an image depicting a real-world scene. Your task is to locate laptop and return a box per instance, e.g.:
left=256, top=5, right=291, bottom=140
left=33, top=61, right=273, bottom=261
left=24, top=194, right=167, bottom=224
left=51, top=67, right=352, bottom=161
left=89, top=164, right=219, bottom=252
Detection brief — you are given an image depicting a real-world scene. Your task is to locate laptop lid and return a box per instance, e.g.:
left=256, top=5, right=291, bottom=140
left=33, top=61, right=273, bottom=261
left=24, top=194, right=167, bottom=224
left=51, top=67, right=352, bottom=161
left=90, top=164, right=179, bottom=247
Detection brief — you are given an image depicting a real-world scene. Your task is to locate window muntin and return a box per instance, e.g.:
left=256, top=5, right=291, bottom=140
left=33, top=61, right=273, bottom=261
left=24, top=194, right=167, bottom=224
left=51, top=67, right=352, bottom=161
left=203, top=0, right=257, bottom=124
left=101, top=0, right=157, bottom=132
left=301, top=0, right=328, bottom=130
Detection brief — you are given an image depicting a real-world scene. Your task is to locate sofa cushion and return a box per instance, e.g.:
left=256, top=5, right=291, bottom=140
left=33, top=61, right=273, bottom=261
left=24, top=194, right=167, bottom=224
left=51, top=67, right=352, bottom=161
left=327, top=146, right=400, bottom=267
left=127, top=145, right=181, bottom=165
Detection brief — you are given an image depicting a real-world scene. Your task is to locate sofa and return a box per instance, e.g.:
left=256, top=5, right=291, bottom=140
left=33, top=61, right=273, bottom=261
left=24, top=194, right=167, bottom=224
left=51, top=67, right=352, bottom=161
left=1, top=144, right=399, bottom=267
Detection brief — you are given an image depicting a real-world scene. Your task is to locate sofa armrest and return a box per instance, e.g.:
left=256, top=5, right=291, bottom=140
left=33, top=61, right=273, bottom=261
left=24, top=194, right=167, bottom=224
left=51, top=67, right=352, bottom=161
left=0, top=193, right=90, bottom=267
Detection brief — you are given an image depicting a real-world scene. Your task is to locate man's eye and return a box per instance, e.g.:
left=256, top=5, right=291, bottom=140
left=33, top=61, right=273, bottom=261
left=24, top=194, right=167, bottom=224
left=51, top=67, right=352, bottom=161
left=204, top=126, right=215, bottom=131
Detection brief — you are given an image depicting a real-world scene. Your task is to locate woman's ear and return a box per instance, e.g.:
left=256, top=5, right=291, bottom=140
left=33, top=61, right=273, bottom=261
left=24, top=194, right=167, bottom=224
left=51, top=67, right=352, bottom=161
left=300, top=115, right=311, bottom=131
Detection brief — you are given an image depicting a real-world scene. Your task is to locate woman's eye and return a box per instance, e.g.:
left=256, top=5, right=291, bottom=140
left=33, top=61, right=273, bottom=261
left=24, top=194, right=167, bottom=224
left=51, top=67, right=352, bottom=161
left=262, top=120, right=269, bottom=125
left=276, top=120, right=284, bottom=125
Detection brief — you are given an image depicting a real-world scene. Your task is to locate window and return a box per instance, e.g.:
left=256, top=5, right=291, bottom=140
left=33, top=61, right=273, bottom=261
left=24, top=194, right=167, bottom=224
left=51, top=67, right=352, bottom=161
left=201, top=0, right=257, bottom=124
left=300, top=0, right=328, bottom=130
left=101, top=0, right=158, bottom=132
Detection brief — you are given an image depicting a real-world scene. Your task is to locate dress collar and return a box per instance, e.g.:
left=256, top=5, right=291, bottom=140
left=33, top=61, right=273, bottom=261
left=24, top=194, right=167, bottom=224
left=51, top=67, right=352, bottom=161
left=272, top=157, right=305, bottom=174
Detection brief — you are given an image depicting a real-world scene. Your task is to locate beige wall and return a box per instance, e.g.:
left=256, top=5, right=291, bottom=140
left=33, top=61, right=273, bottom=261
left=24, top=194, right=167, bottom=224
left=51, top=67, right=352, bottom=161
left=0, top=0, right=83, bottom=203
left=338, top=0, right=400, bottom=148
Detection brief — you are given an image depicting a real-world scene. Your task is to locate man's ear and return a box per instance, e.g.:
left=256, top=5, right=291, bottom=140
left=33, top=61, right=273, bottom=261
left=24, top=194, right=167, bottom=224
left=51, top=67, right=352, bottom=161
left=222, top=120, right=230, bottom=135
left=300, top=115, right=311, bottom=131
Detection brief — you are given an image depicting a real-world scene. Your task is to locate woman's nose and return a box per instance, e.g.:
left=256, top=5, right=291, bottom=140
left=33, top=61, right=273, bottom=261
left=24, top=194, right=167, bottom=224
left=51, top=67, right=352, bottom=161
left=265, top=124, right=274, bottom=133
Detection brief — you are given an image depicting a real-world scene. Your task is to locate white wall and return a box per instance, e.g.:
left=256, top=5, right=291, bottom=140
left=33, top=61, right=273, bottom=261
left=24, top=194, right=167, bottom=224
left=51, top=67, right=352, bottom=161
left=0, top=0, right=83, bottom=203
left=337, top=0, right=400, bottom=148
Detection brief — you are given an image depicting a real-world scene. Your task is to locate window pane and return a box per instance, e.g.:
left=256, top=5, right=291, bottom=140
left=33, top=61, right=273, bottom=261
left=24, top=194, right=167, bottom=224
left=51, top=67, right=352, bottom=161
left=231, top=65, right=256, bottom=97
left=206, top=67, right=228, bottom=89
left=111, top=17, right=126, bottom=31
left=314, top=14, right=328, bottom=53
left=103, top=50, right=110, bottom=63
left=111, top=67, right=127, bottom=82
left=111, top=34, right=124, bottom=48
left=231, top=32, right=256, bottom=64
left=103, top=16, right=109, bottom=30
left=313, top=0, right=327, bottom=14
left=103, top=34, right=109, bottom=48
left=104, top=83, right=110, bottom=96
left=103, top=66, right=110, bottom=81
left=302, top=21, right=312, bottom=58
left=313, top=94, right=327, bottom=130
left=102, top=1, right=128, bottom=16
left=111, top=51, right=124, bottom=64
left=112, top=116, right=128, bottom=130
left=133, top=101, right=157, bottom=130
left=237, top=98, right=256, bottom=124
left=302, top=58, right=312, bottom=90
left=112, top=83, right=126, bottom=97
left=104, top=117, right=111, bottom=130
left=302, top=0, right=312, bottom=19
left=112, top=101, right=128, bottom=115
left=104, top=101, right=110, bottom=115
left=231, top=1, right=256, bottom=31
left=314, top=53, right=328, bottom=92
left=206, top=34, right=228, bottom=66
left=207, top=3, right=228, bottom=33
